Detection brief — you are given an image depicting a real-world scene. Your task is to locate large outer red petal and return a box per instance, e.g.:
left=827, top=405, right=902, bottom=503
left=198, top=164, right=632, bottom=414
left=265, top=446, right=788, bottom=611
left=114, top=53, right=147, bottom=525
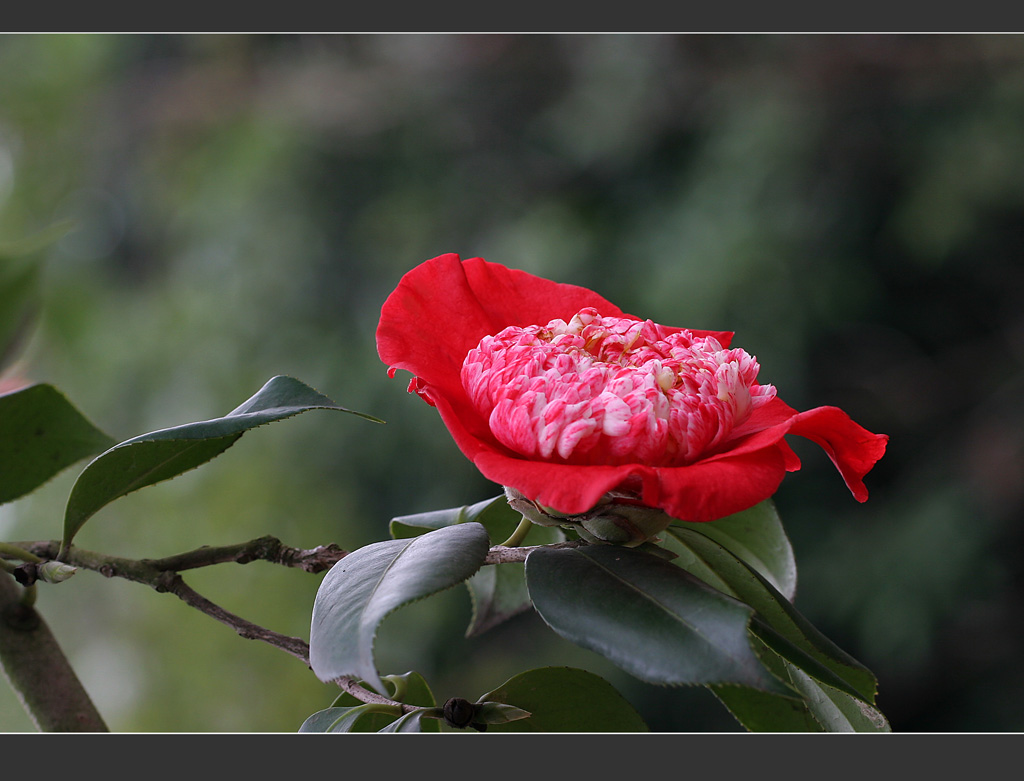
left=705, top=397, right=889, bottom=503
left=786, top=406, right=889, bottom=502
left=376, top=253, right=735, bottom=457
left=377, top=253, right=734, bottom=395
left=377, top=253, right=638, bottom=449
left=475, top=444, right=789, bottom=522
left=376, top=254, right=886, bottom=523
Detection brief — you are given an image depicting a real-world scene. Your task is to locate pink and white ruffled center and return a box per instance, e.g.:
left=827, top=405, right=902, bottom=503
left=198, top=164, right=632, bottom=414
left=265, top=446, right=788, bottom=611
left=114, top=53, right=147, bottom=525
left=461, top=308, right=776, bottom=466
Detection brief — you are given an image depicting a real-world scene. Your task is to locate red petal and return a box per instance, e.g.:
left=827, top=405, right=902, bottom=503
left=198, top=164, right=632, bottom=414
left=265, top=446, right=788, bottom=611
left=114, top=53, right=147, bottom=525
left=710, top=398, right=887, bottom=501
left=650, top=446, right=790, bottom=521
left=787, top=406, right=889, bottom=502
left=377, top=253, right=734, bottom=396
left=377, top=254, right=886, bottom=524
left=473, top=443, right=789, bottom=523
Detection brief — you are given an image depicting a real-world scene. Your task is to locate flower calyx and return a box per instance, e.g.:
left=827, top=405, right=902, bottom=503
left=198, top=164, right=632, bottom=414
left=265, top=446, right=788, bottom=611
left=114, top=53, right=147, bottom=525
left=504, top=485, right=675, bottom=547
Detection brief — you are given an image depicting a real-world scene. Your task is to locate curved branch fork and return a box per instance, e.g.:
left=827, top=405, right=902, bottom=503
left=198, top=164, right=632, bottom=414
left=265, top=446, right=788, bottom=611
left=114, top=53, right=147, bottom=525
left=20, top=537, right=347, bottom=666
left=8, top=535, right=586, bottom=716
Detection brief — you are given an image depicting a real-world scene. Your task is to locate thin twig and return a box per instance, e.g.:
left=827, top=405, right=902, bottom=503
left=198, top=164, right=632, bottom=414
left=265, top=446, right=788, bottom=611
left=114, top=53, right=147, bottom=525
left=484, top=539, right=588, bottom=564
left=164, top=575, right=313, bottom=663
left=332, top=676, right=418, bottom=714
left=19, top=537, right=347, bottom=576
left=6, top=535, right=586, bottom=715
left=145, top=536, right=348, bottom=573
left=9, top=538, right=420, bottom=712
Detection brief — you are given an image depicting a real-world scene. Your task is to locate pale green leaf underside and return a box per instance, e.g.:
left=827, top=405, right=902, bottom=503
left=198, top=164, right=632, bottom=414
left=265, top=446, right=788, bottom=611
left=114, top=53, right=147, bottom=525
left=376, top=709, right=433, bottom=732
left=309, top=523, right=490, bottom=695
left=389, top=494, right=507, bottom=538
left=389, top=494, right=562, bottom=637
left=298, top=705, right=379, bottom=733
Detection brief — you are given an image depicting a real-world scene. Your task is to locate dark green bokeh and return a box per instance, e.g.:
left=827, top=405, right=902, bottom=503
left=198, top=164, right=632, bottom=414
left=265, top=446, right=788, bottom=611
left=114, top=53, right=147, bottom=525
left=1, top=34, right=1023, bottom=732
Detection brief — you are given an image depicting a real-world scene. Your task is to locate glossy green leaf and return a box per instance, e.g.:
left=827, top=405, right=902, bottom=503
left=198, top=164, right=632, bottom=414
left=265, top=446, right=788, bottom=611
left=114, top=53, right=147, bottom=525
left=62, top=375, right=380, bottom=547
left=465, top=563, right=531, bottom=637
left=675, top=499, right=796, bottom=600
left=310, top=523, right=490, bottom=695
left=526, top=545, right=789, bottom=692
left=376, top=708, right=435, bottom=732
left=713, top=640, right=890, bottom=732
left=303, top=681, right=477, bottom=733
left=782, top=668, right=890, bottom=732
left=390, top=494, right=562, bottom=636
left=298, top=703, right=391, bottom=733
left=666, top=525, right=878, bottom=703
left=477, top=666, right=648, bottom=732
left=376, top=670, right=439, bottom=708
left=326, top=671, right=440, bottom=732
left=389, top=493, right=509, bottom=539
left=0, top=384, right=116, bottom=505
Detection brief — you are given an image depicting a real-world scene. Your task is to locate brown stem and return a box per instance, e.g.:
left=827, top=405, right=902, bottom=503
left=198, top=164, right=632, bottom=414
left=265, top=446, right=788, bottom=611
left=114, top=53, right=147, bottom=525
left=146, top=536, right=348, bottom=573
left=163, top=574, right=312, bottom=663
left=12, top=542, right=316, bottom=664
left=0, top=571, right=108, bottom=732
left=332, top=676, right=418, bottom=713
left=4, top=535, right=586, bottom=717
left=160, top=578, right=413, bottom=713
left=10, top=539, right=413, bottom=712
left=483, top=539, right=588, bottom=564
left=21, top=536, right=347, bottom=576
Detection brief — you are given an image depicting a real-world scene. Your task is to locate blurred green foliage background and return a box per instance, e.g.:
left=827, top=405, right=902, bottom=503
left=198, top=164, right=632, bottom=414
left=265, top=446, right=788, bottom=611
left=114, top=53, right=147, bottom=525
left=2, top=33, right=1023, bottom=732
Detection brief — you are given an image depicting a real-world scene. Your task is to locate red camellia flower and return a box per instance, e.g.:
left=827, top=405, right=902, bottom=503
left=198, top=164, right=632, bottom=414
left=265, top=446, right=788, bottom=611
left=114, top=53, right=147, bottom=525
left=377, top=253, right=888, bottom=524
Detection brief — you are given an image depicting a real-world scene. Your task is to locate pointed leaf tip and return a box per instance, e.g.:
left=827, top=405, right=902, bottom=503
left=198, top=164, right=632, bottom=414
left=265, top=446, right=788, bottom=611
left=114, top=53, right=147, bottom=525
left=61, top=376, right=378, bottom=547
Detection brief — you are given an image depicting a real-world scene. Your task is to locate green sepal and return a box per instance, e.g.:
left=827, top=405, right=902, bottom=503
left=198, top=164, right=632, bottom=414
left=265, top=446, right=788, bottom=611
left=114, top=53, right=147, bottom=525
left=309, top=523, right=490, bottom=695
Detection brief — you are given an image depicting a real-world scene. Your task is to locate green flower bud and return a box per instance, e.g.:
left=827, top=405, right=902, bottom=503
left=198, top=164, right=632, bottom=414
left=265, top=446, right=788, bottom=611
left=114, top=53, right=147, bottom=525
left=37, top=561, right=78, bottom=583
